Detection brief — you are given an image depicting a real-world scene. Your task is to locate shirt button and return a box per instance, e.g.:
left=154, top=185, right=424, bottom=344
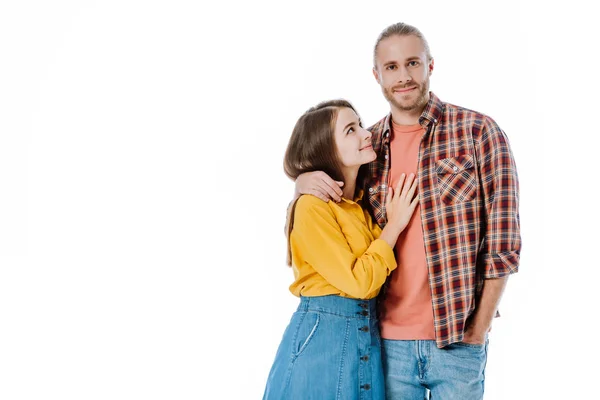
left=359, top=326, right=369, bottom=332
left=385, top=154, right=388, bottom=160
left=368, top=188, right=374, bottom=193
left=361, top=384, right=371, bottom=390
left=453, top=166, right=458, bottom=172
left=361, top=355, right=370, bottom=361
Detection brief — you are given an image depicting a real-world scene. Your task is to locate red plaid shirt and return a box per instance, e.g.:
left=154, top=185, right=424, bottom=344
left=367, top=92, right=521, bottom=348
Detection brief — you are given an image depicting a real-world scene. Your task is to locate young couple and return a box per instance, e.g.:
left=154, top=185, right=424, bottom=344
left=263, top=22, right=521, bottom=400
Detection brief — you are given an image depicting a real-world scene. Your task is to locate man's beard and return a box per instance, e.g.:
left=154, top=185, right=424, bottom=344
left=383, top=79, right=430, bottom=112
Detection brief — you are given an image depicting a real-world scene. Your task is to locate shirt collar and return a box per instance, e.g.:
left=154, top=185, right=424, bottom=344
left=381, top=91, right=445, bottom=139
left=419, top=91, right=445, bottom=127
left=341, top=189, right=364, bottom=205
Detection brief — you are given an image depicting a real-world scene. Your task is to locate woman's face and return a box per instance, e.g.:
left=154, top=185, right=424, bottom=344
left=333, top=107, right=377, bottom=170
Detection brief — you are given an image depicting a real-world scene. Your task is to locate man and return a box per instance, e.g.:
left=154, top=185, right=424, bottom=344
left=294, top=23, right=520, bottom=399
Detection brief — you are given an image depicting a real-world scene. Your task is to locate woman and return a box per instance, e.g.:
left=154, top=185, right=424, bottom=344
left=263, top=100, right=418, bottom=399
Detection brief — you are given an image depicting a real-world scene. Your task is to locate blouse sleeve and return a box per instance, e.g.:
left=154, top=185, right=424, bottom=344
left=291, top=195, right=397, bottom=298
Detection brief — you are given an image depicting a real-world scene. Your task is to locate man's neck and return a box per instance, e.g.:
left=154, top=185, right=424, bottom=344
left=390, top=106, right=424, bottom=126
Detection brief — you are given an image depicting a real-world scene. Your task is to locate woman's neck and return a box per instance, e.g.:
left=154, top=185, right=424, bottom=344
left=341, top=168, right=359, bottom=200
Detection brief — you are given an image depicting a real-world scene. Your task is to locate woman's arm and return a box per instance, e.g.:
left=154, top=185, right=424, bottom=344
left=291, top=195, right=396, bottom=299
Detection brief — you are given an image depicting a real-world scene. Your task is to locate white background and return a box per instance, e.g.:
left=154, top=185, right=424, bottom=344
left=1, top=0, right=598, bottom=399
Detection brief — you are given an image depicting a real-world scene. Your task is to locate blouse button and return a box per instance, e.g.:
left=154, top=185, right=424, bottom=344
left=368, top=188, right=374, bottom=193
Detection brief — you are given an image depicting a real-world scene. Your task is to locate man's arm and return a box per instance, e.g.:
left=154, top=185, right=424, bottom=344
left=476, top=117, right=521, bottom=278
left=463, top=117, right=521, bottom=344
left=463, top=276, right=508, bottom=343
left=284, top=171, right=345, bottom=234
left=293, top=171, right=344, bottom=203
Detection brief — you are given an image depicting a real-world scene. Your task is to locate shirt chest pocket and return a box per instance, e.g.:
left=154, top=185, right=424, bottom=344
left=435, top=154, right=477, bottom=204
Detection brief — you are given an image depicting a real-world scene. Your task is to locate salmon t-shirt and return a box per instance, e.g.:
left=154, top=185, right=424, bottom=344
left=379, top=121, right=435, bottom=340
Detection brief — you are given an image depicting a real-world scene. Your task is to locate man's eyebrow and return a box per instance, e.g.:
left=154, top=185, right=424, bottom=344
left=383, top=57, right=421, bottom=65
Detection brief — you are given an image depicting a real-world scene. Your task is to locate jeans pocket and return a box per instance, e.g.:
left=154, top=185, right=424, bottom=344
left=453, top=341, right=486, bottom=349
left=435, top=154, right=477, bottom=204
left=291, top=311, right=320, bottom=358
left=445, top=341, right=486, bottom=359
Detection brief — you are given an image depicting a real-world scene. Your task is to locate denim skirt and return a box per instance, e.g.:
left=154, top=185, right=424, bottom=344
left=263, top=295, right=384, bottom=400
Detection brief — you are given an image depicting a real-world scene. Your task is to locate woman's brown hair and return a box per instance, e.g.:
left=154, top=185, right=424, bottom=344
left=283, top=99, right=369, bottom=266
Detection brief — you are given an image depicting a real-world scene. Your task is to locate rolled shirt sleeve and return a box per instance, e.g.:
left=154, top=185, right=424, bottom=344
left=477, top=118, right=521, bottom=278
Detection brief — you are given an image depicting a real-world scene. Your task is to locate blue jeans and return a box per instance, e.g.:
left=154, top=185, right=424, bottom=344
left=382, top=339, right=488, bottom=400
left=263, top=295, right=385, bottom=400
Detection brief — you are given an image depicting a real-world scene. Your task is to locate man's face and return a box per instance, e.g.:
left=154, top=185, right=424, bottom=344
left=373, top=35, right=433, bottom=113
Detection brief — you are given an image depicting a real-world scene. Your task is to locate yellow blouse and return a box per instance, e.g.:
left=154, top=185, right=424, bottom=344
left=289, top=193, right=397, bottom=299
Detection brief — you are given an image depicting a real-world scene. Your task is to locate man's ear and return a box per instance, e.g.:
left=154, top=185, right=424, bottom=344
left=428, top=58, right=435, bottom=76
left=372, top=67, right=380, bottom=83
